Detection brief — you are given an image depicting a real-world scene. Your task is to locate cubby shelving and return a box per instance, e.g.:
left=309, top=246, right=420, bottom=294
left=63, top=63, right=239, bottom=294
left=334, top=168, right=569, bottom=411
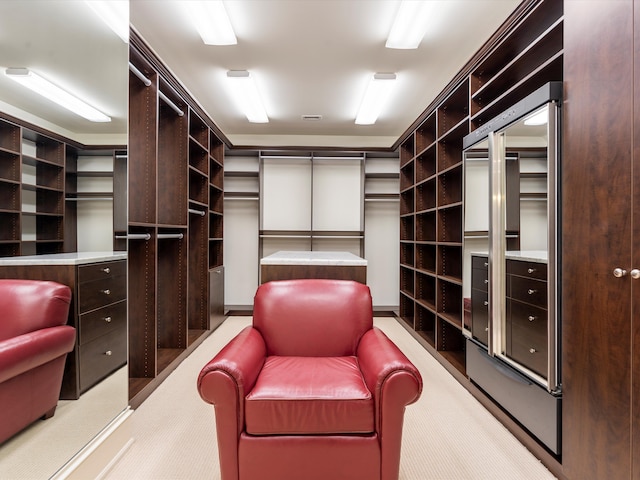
left=396, top=0, right=562, bottom=381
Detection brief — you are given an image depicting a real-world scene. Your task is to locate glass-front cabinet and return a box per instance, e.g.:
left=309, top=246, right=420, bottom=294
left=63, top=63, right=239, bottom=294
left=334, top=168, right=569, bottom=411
left=462, top=82, right=562, bottom=455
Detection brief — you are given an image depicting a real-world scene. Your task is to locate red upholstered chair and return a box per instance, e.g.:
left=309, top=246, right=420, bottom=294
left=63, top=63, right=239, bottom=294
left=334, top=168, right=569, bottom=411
left=0, top=279, right=75, bottom=444
left=198, top=279, right=423, bottom=480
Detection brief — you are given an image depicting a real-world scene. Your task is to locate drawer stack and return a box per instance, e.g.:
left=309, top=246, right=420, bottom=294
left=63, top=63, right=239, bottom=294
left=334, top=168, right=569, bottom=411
left=506, top=258, right=548, bottom=378
left=470, top=255, right=489, bottom=346
left=77, top=259, right=127, bottom=393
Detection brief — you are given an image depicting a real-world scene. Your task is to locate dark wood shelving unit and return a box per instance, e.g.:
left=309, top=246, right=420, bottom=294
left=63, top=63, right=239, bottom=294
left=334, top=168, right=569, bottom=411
left=128, top=34, right=226, bottom=406
left=396, top=1, right=564, bottom=475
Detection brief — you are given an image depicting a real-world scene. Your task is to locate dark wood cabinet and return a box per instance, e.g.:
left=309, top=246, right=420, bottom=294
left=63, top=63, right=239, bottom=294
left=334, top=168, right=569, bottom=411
left=562, top=1, right=638, bottom=478
left=128, top=34, right=225, bottom=406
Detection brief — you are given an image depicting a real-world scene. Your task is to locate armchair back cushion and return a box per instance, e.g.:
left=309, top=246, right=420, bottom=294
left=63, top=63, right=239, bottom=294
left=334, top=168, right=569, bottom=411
left=253, top=279, right=373, bottom=356
left=0, top=279, right=72, bottom=341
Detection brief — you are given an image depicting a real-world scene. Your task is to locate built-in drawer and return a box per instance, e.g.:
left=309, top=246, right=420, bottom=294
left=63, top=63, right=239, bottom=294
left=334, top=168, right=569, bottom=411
left=78, top=275, right=126, bottom=313
left=78, top=300, right=127, bottom=346
left=466, top=339, right=560, bottom=455
left=507, top=299, right=548, bottom=377
left=78, top=260, right=126, bottom=284
left=472, top=255, right=489, bottom=271
left=472, top=266, right=489, bottom=292
left=79, top=325, right=127, bottom=392
left=471, top=289, right=489, bottom=346
left=506, top=259, right=547, bottom=281
left=509, top=275, right=547, bottom=308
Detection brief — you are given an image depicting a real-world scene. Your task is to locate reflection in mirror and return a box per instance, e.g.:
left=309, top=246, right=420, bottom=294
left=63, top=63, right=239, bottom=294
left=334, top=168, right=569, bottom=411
left=0, top=1, right=128, bottom=478
left=463, top=100, right=558, bottom=390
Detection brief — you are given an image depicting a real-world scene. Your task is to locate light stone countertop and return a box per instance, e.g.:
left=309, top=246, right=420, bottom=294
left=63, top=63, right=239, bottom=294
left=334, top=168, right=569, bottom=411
left=471, top=250, right=548, bottom=264
left=0, top=251, right=127, bottom=266
left=260, top=250, right=367, bottom=266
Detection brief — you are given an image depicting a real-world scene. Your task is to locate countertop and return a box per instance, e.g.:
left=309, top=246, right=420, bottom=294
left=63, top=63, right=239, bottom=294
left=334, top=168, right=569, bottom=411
left=260, top=250, right=367, bottom=266
left=0, top=251, right=127, bottom=266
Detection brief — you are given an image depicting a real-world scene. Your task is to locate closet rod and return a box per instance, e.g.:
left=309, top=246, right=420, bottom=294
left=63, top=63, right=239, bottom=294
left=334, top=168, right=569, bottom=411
left=129, top=62, right=151, bottom=87
left=364, top=197, right=400, bottom=202
left=188, top=208, right=206, bottom=216
left=115, top=233, right=151, bottom=240
left=157, top=233, right=184, bottom=240
left=159, top=91, right=184, bottom=117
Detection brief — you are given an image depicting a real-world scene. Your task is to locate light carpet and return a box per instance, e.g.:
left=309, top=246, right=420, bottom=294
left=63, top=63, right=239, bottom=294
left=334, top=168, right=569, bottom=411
left=103, top=317, right=557, bottom=480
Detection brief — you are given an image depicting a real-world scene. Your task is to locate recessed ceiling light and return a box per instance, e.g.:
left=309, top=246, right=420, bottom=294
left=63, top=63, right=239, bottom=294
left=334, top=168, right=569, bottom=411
left=226, top=70, right=268, bottom=123
left=355, top=73, right=397, bottom=125
left=5, top=68, right=111, bottom=122
left=386, top=1, right=433, bottom=49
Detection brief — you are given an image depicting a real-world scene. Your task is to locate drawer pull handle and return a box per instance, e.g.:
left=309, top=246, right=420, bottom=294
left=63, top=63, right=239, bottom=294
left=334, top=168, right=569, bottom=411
left=484, top=279, right=489, bottom=284
left=484, top=262, right=488, bottom=267
left=105, top=350, right=112, bottom=356
left=528, top=315, right=536, bottom=322
left=527, top=268, right=536, bottom=274
left=484, top=326, right=489, bottom=332
left=104, top=316, right=112, bottom=323
left=528, top=289, right=536, bottom=295
left=483, top=301, right=489, bottom=306
left=101, top=267, right=111, bottom=274
left=529, top=348, right=537, bottom=354
left=101, top=289, right=111, bottom=295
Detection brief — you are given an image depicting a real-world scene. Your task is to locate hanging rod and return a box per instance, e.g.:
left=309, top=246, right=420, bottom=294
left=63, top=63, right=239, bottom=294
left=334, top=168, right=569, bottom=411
left=159, top=91, right=184, bottom=117
left=128, top=62, right=151, bottom=87
left=157, top=233, right=184, bottom=240
left=115, top=233, right=151, bottom=240
left=188, top=208, right=206, bottom=216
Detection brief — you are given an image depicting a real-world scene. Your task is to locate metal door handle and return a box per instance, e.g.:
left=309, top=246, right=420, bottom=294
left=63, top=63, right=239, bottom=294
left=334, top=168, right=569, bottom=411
left=631, top=269, right=640, bottom=280
left=614, top=268, right=628, bottom=278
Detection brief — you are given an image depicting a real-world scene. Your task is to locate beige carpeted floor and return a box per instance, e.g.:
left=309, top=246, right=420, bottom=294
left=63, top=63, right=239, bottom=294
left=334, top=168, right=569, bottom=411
left=103, top=317, right=557, bottom=480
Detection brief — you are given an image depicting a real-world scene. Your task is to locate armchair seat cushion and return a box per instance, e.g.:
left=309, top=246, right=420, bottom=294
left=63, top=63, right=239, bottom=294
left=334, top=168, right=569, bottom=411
left=245, top=356, right=374, bottom=435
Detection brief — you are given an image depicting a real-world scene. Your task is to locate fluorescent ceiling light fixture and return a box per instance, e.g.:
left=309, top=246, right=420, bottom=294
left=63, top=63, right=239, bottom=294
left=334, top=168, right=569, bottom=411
left=386, top=1, right=433, bottom=49
left=186, top=1, right=237, bottom=45
left=5, top=68, right=111, bottom=123
left=226, top=70, right=268, bottom=123
left=355, top=73, right=397, bottom=125
left=84, top=0, right=129, bottom=44
left=524, top=106, right=549, bottom=126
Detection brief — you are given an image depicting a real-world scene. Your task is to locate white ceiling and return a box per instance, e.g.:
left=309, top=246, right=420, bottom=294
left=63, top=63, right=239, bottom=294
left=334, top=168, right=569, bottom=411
left=0, top=1, right=522, bottom=150
left=130, top=0, right=522, bottom=149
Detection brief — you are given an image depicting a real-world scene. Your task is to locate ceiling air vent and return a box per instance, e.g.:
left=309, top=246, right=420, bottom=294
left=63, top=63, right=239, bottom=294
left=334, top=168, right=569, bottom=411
left=301, top=114, right=322, bottom=121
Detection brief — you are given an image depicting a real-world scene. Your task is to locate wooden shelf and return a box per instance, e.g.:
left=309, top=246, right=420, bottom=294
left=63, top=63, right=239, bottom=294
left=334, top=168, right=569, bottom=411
left=127, top=38, right=225, bottom=403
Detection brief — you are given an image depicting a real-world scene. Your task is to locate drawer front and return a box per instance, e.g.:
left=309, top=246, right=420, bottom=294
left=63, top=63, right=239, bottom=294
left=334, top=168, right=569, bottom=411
left=78, top=276, right=126, bottom=313
left=472, top=255, right=489, bottom=271
left=506, top=259, right=547, bottom=281
left=78, top=260, right=126, bottom=284
left=509, top=275, right=547, bottom=308
left=466, top=340, right=560, bottom=455
left=79, top=326, right=127, bottom=392
left=79, top=300, right=127, bottom=346
left=507, top=299, right=548, bottom=377
left=471, top=289, right=489, bottom=346
left=472, top=267, right=489, bottom=292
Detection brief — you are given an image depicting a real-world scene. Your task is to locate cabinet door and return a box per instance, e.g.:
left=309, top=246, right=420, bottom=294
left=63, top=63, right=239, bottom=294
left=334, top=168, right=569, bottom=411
left=563, top=2, right=634, bottom=479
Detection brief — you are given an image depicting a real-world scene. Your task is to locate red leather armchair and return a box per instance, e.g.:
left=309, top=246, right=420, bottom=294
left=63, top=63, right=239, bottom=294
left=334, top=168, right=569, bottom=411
left=0, top=279, right=75, bottom=444
left=198, top=279, right=423, bottom=480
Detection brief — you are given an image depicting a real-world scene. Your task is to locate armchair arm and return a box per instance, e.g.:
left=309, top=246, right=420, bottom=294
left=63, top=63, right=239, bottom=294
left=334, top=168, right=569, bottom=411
left=0, top=326, right=75, bottom=384
left=197, top=326, right=266, bottom=480
left=357, top=327, right=422, bottom=480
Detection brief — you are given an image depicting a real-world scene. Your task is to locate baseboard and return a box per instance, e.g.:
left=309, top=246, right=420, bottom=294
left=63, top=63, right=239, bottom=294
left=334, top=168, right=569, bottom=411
left=50, top=407, right=134, bottom=480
